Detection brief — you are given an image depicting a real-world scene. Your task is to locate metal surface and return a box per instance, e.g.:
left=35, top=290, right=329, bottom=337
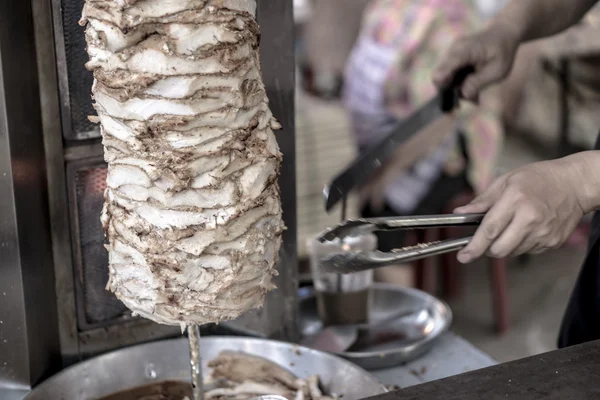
left=3, top=332, right=496, bottom=398
left=0, top=389, right=28, bottom=400
left=302, top=308, right=422, bottom=353
left=301, top=325, right=359, bottom=354
left=33, top=0, right=80, bottom=365
left=318, top=214, right=484, bottom=242
left=299, top=284, right=452, bottom=370
left=25, top=337, right=386, bottom=400
left=0, top=0, right=61, bottom=389
left=371, top=332, right=496, bottom=388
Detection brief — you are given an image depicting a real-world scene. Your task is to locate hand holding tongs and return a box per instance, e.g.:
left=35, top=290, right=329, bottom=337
left=316, top=213, right=484, bottom=274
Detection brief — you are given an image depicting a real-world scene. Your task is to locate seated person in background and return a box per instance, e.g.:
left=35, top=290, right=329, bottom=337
left=344, top=0, right=505, bottom=252
left=303, top=0, right=371, bottom=98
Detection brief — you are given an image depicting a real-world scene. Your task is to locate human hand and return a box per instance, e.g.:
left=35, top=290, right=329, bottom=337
left=454, top=158, right=590, bottom=263
left=433, top=23, right=521, bottom=101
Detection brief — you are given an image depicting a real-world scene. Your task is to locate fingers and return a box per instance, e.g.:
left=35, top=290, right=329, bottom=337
left=460, top=62, right=506, bottom=101
left=511, top=233, right=539, bottom=256
left=454, top=176, right=510, bottom=263
left=434, top=38, right=511, bottom=101
left=454, top=196, right=492, bottom=214
left=487, top=218, right=531, bottom=258
left=457, top=198, right=515, bottom=264
left=454, top=177, right=506, bottom=215
left=433, top=40, right=475, bottom=89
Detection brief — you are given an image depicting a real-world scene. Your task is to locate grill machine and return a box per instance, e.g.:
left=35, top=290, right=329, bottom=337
left=0, top=0, right=297, bottom=392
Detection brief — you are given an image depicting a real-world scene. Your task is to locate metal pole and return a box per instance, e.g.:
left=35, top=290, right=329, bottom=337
left=188, top=326, right=204, bottom=400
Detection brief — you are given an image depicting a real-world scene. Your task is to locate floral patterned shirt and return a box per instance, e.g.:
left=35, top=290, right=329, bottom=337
left=344, top=0, right=504, bottom=212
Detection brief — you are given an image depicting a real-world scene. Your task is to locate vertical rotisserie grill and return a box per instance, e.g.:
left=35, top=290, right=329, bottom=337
left=0, top=0, right=296, bottom=390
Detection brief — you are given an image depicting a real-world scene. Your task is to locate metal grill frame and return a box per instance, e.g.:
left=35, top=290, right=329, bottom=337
left=52, top=0, right=100, bottom=141
left=0, top=0, right=62, bottom=389
left=66, top=157, right=134, bottom=331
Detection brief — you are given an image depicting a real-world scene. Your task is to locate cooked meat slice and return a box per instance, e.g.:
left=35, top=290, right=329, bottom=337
left=206, top=351, right=339, bottom=400
left=208, top=351, right=299, bottom=389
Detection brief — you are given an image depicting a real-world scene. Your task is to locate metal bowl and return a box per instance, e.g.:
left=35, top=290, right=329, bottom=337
left=299, top=283, right=453, bottom=370
left=25, top=336, right=386, bottom=400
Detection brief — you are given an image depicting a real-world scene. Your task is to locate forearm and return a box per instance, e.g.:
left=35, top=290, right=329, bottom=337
left=493, top=0, right=597, bottom=43
left=561, top=150, right=600, bottom=213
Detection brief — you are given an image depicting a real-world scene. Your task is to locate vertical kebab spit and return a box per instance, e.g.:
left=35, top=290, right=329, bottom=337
left=80, top=0, right=285, bottom=328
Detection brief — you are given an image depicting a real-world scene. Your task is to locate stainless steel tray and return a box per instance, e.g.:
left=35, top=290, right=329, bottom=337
left=25, top=337, right=386, bottom=400
left=299, top=284, right=452, bottom=370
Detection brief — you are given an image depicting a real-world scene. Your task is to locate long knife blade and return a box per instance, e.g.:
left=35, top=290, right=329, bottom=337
left=324, top=94, right=443, bottom=211
left=323, top=65, right=475, bottom=212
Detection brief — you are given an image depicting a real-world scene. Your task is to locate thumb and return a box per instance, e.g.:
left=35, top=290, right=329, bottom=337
left=454, top=199, right=492, bottom=214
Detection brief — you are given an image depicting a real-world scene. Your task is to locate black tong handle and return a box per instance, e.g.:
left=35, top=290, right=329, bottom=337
left=440, top=65, right=475, bottom=112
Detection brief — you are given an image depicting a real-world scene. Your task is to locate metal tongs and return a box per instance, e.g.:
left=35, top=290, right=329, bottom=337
left=317, top=213, right=484, bottom=274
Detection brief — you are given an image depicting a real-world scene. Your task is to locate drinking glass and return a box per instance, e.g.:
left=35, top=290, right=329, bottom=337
left=307, top=233, right=377, bottom=326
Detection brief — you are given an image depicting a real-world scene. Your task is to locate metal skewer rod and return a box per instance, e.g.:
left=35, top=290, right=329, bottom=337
left=188, top=325, right=204, bottom=400
left=336, top=197, right=348, bottom=291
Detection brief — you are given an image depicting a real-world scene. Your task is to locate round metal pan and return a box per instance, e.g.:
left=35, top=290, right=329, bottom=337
left=299, top=283, right=452, bottom=370
left=25, top=336, right=386, bottom=400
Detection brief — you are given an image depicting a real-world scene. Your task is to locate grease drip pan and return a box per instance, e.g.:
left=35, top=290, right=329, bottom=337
left=298, top=283, right=452, bottom=370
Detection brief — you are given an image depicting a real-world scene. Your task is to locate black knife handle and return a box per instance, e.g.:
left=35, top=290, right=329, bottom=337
left=440, top=65, right=475, bottom=112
